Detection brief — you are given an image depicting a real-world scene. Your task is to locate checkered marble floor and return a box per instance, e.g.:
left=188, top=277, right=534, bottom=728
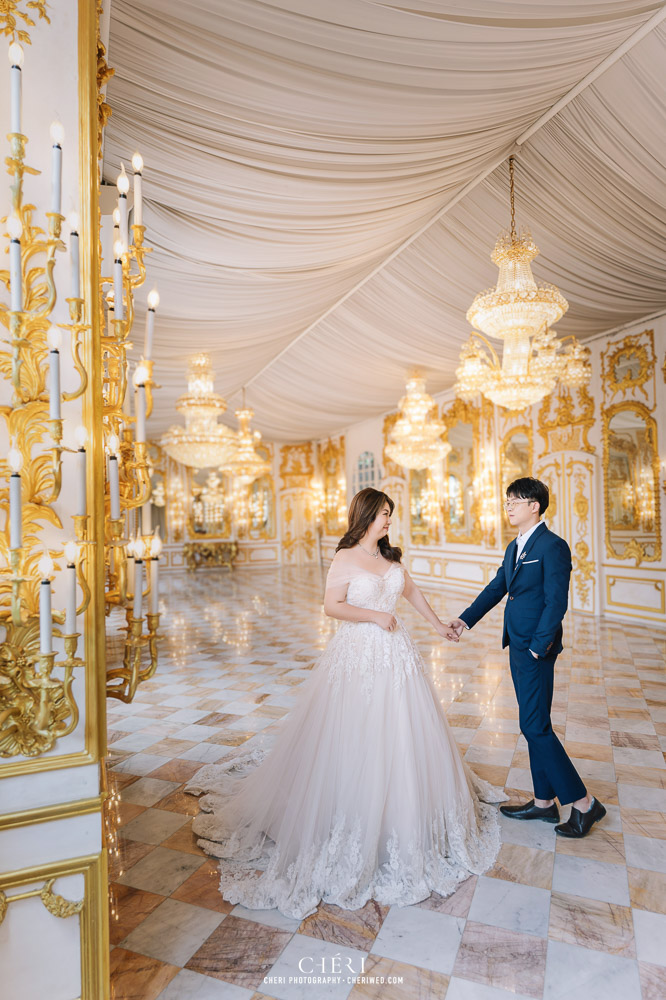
left=106, top=566, right=666, bottom=1000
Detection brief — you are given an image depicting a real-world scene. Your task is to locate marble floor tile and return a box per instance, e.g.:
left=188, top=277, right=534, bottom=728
left=147, top=758, right=205, bottom=784
left=487, top=843, right=554, bottom=890
left=620, top=808, right=666, bottom=839
left=548, top=891, right=634, bottom=957
left=110, top=883, right=165, bottom=947
left=627, top=867, right=666, bottom=914
left=181, top=743, right=236, bottom=764
left=613, top=747, right=666, bottom=770
left=120, top=897, right=226, bottom=967
left=119, top=777, right=181, bottom=807
left=113, top=732, right=167, bottom=753
left=632, top=909, right=666, bottom=967
left=416, top=875, right=477, bottom=918
left=347, top=953, right=449, bottom=1000
left=231, top=905, right=301, bottom=934
left=120, top=807, right=190, bottom=846
left=117, top=846, right=206, bottom=895
left=552, top=855, right=630, bottom=906
left=555, top=828, right=625, bottom=865
left=297, top=899, right=388, bottom=951
left=110, top=946, right=180, bottom=1000
left=445, top=979, right=534, bottom=1000
left=623, top=833, right=666, bottom=874
left=109, top=839, right=156, bottom=881
left=615, top=764, right=666, bottom=788
left=468, top=877, right=550, bottom=938
left=498, top=813, right=557, bottom=852
left=156, top=968, right=255, bottom=999
left=452, top=921, right=547, bottom=998
left=618, top=784, right=666, bottom=812
left=371, top=905, right=464, bottom=975
left=185, top=917, right=293, bottom=991
left=162, top=819, right=211, bottom=857
left=543, top=940, right=641, bottom=1000
left=112, top=753, right=174, bottom=776
left=156, top=786, right=204, bottom=816
left=173, top=858, right=235, bottom=914
left=639, top=961, right=666, bottom=1000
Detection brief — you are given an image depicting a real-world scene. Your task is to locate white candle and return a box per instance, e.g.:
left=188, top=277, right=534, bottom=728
left=74, top=448, right=87, bottom=515
left=144, top=289, right=159, bottom=359
left=9, top=473, right=21, bottom=549
left=117, top=164, right=130, bottom=247
left=68, top=213, right=80, bottom=298
left=109, top=454, right=121, bottom=519
left=132, top=153, right=144, bottom=228
left=150, top=557, right=159, bottom=614
left=50, top=122, right=64, bottom=215
left=8, top=43, right=23, bottom=134
left=133, top=558, right=143, bottom=618
left=112, top=207, right=120, bottom=247
left=65, top=562, right=77, bottom=634
left=38, top=554, right=54, bottom=655
left=48, top=349, right=61, bottom=420
left=113, top=249, right=124, bottom=321
left=118, top=193, right=128, bottom=248
left=135, top=384, right=146, bottom=443
left=142, top=500, right=152, bottom=533
left=9, top=237, right=22, bottom=312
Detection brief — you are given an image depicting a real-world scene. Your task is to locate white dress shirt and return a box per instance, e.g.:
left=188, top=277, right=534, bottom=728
left=515, top=520, right=542, bottom=565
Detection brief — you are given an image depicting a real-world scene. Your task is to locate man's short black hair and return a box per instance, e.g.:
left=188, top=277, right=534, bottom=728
left=506, top=476, right=549, bottom=515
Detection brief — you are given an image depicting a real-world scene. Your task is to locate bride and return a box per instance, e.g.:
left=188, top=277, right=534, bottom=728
left=186, top=487, right=505, bottom=919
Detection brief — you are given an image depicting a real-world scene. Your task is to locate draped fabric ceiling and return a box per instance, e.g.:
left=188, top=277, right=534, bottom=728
left=104, top=1, right=666, bottom=441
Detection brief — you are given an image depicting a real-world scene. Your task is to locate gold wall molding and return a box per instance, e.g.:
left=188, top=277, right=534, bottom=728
left=316, top=436, right=346, bottom=535
left=382, top=413, right=404, bottom=481
left=0, top=853, right=107, bottom=1000
left=601, top=329, right=655, bottom=404
left=606, top=575, right=665, bottom=615
left=0, top=794, right=104, bottom=832
left=537, top=384, right=595, bottom=457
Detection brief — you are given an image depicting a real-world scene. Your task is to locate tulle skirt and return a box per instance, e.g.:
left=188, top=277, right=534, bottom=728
left=186, top=617, right=506, bottom=919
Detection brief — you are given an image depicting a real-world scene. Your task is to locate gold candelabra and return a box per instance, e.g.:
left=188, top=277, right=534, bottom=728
left=100, top=191, right=163, bottom=702
left=0, top=91, right=90, bottom=757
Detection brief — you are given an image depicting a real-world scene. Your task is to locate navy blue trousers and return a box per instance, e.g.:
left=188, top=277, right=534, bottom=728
left=509, top=646, right=587, bottom=805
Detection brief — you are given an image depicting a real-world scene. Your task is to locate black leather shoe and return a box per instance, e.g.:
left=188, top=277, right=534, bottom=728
left=500, top=799, right=560, bottom=823
left=555, top=797, right=606, bottom=838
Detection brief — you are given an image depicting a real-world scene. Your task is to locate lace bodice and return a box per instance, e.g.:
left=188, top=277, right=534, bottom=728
left=345, top=563, right=404, bottom=612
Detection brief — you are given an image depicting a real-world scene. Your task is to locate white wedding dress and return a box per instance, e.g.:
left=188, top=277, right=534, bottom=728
left=186, top=563, right=505, bottom=920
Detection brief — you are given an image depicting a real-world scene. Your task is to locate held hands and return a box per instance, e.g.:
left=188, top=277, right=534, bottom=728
left=375, top=612, right=398, bottom=632
left=443, top=617, right=466, bottom=642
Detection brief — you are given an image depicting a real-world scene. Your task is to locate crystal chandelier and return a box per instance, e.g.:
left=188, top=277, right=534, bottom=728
left=161, top=353, right=237, bottom=469
left=455, top=157, right=591, bottom=411
left=385, top=376, right=451, bottom=470
left=223, top=394, right=271, bottom=487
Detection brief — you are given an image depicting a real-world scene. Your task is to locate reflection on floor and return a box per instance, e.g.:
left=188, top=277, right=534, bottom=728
left=107, top=566, right=666, bottom=1000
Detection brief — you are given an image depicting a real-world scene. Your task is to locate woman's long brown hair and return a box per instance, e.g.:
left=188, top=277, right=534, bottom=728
left=336, top=488, right=402, bottom=563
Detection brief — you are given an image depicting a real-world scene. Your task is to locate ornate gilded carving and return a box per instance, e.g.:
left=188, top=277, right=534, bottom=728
left=570, top=461, right=596, bottom=610
left=537, top=384, right=595, bottom=456
left=0, top=0, right=49, bottom=43
left=0, top=876, right=83, bottom=926
left=499, top=423, right=533, bottom=547
left=95, top=0, right=114, bottom=157
left=382, top=413, right=404, bottom=480
left=279, top=443, right=315, bottom=490
left=317, top=436, right=346, bottom=535
left=601, top=330, right=655, bottom=402
left=183, top=541, right=238, bottom=572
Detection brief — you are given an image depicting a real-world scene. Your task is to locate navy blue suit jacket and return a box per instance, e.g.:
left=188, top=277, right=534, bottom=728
left=459, top=522, right=572, bottom=657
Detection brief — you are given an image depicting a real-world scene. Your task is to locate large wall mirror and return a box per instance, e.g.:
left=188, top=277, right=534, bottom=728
left=442, top=400, right=481, bottom=544
left=603, top=402, right=661, bottom=563
left=188, top=469, right=232, bottom=538
left=409, top=468, right=441, bottom=544
left=248, top=449, right=276, bottom=539
left=500, top=425, right=533, bottom=548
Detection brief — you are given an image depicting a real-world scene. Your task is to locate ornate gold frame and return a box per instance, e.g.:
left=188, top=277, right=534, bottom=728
left=441, top=398, right=482, bottom=545
left=537, top=384, right=595, bottom=457
left=602, top=330, right=655, bottom=400
left=602, top=400, right=661, bottom=565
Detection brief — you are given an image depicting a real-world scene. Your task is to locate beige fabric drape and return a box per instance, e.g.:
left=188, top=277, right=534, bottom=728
left=105, top=1, right=666, bottom=440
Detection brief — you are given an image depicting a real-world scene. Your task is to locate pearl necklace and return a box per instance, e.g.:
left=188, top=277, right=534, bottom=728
left=358, top=542, right=380, bottom=559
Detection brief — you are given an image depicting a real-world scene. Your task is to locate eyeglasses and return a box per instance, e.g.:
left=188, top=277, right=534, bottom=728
left=503, top=499, right=534, bottom=511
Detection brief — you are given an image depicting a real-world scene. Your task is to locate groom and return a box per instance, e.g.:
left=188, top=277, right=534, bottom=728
left=448, top=477, right=605, bottom=838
